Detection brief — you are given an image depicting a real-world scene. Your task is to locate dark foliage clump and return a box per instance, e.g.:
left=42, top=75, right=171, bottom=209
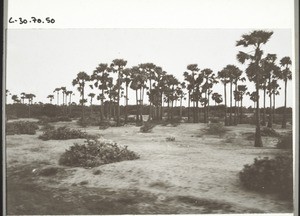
left=277, top=132, right=293, bottom=149
left=59, top=139, right=139, bottom=167
left=40, top=123, right=55, bottom=131
left=38, top=126, right=88, bottom=141
left=140, top=121, right=155, bottom=133
left=260, top=127, right=280, bottom=137
left=6, top=121, right=39, bottom=135
left=204, top=122, right=227, bottom=135
left=38, top=116, right=72, bottom=124
left=239, top=155, right=293, bottom=200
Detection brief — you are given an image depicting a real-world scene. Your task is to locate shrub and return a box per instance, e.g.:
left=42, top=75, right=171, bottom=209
left=6, top=121, right=39, bottom=135
left=77, top=116, right=101, bottom=127
left=166, top=136, right=175, bottom=142
left=204, top=122, right=227, bottom=135
left=38, top=126, right=88, bottom=141
left=260, top=127, right=280, bottom=137
left=40, top=123, right=55, bottom=131
left=59, top=139, right=139, bottom=167
left=239, top=155, right=293, bottom=200
left=277, top=132, right=293, bottom=149
left=38, top=116, right=72, bottom=124
left=140, top=121, right=155, bottom=133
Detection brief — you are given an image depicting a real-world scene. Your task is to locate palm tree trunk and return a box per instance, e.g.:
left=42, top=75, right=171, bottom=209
left=254, top=73, right=262, bottom=147
left=262, top=88, right=266, bottom=126
left=239, top=97, right=243, bottom=124
left=224, top=83, right=228, bottom=126
left=188, top=91, right=190, bottom=122
left=136, top=90, right=139, bottom=123
left=230, top=82, right=233, bottom=125
left=282, top=80, right=287, bottom=128
left=273, top=92, right=276, bottom=124
left=267, top=92, right=273, bottom=128
left=180, top=98, right=183, bottom=119
left=125, top=84, right=129, bottom=124
left=116, top=71, right=121, bottom=126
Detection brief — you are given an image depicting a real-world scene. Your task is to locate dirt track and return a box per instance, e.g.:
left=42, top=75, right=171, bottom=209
left=5, top=120, right=293, bottom=214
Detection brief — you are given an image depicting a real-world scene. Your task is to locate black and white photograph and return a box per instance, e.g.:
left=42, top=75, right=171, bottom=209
left=3, top=0, right=298, bottom=215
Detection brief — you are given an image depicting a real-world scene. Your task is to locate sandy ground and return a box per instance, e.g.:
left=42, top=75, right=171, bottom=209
left=5, top=120, right=293, bottom=214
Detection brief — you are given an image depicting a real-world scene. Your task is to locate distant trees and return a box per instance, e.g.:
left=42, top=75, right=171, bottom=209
left=6, top=30, right=292, bottom=133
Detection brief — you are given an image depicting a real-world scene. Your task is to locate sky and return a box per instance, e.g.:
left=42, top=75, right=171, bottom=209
left=5, top=28, right=293, bottom=108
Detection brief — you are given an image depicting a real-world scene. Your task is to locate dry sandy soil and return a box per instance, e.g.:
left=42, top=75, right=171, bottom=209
left=5, top=119, right=293, bottom=214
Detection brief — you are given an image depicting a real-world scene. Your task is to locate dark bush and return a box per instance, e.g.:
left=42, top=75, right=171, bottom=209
left=239, top=155, right=293, bottom=200
left=40, top=123, right=55, bottom=131
left=204, top=122, right=227, bottom=135
left=77, top=116, right=101, bottom=127
left=38, top=126, right=88, bottom=140
left=260, top=127, right=280, bottom=137
left=140, top=121, right=155, bottom=133
left=59, top=139, right=139, bottom=167
left=277, top=132, right=293, bottom=149
left=38, top=116, right=72, bottom=124
left=6, top=121, right=39, bottom=135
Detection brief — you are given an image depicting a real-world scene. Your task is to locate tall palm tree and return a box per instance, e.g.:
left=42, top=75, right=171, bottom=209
left=11, top=95, right=19, bottom=103
left=60, top=87, right=67, bottom=106
left=91, top=63, right=111, bottom=121
left=237, top=85, right=247, bottom=123
left=53, top=88, right=61, bottom=106
left=88, top=93, right=96, bottom=114
left=218, top=68, right=230, bottom=126
left=279, top=56, right=292, bottom=128
left=201, top=68, right=217, bottom=123
left=25, top=93, right=36, bottom=117
left=212, top=92, right=223, bottom=106
left=122, top=68, right=132, bottom=123
left=236, top=30, right=273, bottom=147
left=47, top=95, right=54, bottom=104
left=139, top=63, right=156, bottom=120
left=72, top=71, right=90, bottom=118
left=186, top=64, right=200, bottom=123
left=110, top=59, right=127, bottom=126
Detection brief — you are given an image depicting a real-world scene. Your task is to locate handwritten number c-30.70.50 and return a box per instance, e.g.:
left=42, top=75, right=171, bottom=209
left=9, top=17, right=55, bottom=24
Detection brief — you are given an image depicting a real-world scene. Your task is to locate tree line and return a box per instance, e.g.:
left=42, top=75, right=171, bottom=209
left=7, top=30, right=292, bottom=147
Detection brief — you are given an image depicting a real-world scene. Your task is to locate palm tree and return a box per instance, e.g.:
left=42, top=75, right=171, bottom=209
left=177, top=82, right=186, bottom=119
left=11, top=95, right=19, bottom=103
left=218, top=68, right=230, bottom=125
left=20, top=92, right=26, bottom=104
left=91, top=63, right=111, bottom=121
left=53, top=88, right=61, bottom=105
left=186, top=64, right=200, bottom=123
left=25, top=93, right=36, bottom=117
left=139, top=63, right=156, bottom=120
left=47, top=95, right=54, bottom=104
left=122, top=68, right=132, bottom=123
left=110, top=59, right=127, bottom=126
left=72, top=71, right=90, bottom=118
left=236, top=30, right=273, bottom=147
left=237, top=85, right=247, bottom=123
left=88, top=93, right=96, bottom=114
left=279, top=56, right=292, bottom=128
left=212, top=93, right=223, bottom=106
left=201, top=68, right=217, bottom=123
left=60, top=87, right=67, bottom=105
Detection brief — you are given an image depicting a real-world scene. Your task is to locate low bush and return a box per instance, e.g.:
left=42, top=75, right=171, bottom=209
left=38, top=116, right=72, bottom=124
left=59, top=139, right=139, bottom=167
left=260, top=127, right=280, bottom=137
left=6, top=121, right=39, bottom=135
left=40, top=123, right=55, bottom=131
left=204, top=122, right=227, bottom=135
left=77, top=116, right=101, bottom=127
left=140, top=121, right=155, bottom=133
left=38, top=126, right=88, bottom=140
left=277, top=132, right=293, bottom=149
left=166, top=136, right=175, bottom=142
left=239, top=155, right=293, bottom=200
